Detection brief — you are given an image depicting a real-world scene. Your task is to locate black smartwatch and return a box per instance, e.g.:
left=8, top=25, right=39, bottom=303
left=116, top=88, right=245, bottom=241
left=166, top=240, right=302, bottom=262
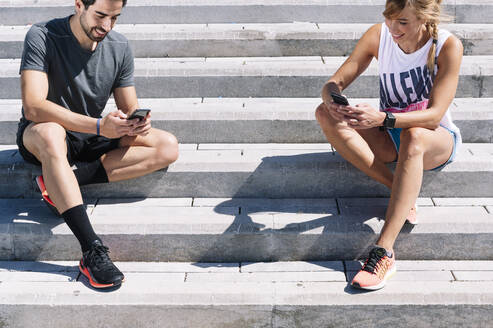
left=379, top=111, right=396, bottom=131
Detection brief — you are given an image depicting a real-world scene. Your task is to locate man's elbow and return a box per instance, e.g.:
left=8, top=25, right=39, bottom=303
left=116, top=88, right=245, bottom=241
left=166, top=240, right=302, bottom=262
left=22, top=102, right=40, bottom=122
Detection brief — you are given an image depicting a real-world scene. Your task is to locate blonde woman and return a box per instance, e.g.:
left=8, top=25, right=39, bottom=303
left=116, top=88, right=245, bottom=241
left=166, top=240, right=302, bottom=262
left=315, top=0, right=463, bottom=290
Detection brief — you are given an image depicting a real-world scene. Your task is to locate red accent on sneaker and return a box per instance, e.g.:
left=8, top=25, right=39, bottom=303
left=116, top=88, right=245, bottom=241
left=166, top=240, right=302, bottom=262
left=35, top=176, right=55, bottom=206
left=79, top=258, right=124, bottom=289
left=35, top=175, right=60, bottom=215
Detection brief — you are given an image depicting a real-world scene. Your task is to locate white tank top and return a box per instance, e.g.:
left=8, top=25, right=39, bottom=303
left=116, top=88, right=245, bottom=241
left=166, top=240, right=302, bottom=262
left=378, top=23, right=462, bottom=147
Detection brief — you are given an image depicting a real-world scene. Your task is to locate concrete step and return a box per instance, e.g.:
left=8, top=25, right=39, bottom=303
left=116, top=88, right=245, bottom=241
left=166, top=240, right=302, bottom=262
left=1, top=56, right=492, bottom=99
left=1, top=260, right=493, bottom=327
left=2, top=23, right=492, bottom=58
left=0, top=143, right=493, bottom=198
left=0, top=0, right=491, bottom=25
left=1, top=143, right=493, bottom=198
left=1, top=197, right=492, bottom=262
left=1, top=98, right=491, bottom=144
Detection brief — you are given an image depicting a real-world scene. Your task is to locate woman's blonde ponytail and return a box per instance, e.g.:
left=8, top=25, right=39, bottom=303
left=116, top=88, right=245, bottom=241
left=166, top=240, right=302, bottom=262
left=426, top=21, right=439, bottom=75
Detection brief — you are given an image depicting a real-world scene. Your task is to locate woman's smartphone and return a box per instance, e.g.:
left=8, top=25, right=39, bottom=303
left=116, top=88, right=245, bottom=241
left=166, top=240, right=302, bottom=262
left=127, top=109, right=151, bottom=121
left=330, top=92, right=350, bottom=106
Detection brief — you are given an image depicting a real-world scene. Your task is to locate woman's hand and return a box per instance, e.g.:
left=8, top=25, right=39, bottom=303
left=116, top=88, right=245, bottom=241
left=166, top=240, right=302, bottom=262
left=335, top=103, right=386, bottom=129
left=325, top=100, right=349, bottom=122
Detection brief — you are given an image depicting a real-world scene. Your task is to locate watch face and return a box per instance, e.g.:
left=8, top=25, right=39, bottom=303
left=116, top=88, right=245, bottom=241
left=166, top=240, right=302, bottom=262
left=385, top=112, right=396, bottom=128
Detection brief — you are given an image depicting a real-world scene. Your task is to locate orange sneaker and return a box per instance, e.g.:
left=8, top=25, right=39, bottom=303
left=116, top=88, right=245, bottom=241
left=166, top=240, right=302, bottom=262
left=351, top=247, right=396, bottom=290
left=406, top=204, right=418, bottom=225
left=35, top=175, right=60, bottom=216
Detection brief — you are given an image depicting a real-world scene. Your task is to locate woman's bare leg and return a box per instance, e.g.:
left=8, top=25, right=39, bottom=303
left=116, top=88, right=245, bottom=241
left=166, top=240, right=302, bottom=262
left=315, top=103, right=397, bottom=188
left=377, top=126, right=454, bottom=251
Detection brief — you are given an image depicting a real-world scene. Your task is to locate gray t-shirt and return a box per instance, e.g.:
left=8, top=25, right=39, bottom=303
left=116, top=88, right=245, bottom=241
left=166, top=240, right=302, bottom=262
left=20, top=15, right=134, bottom=119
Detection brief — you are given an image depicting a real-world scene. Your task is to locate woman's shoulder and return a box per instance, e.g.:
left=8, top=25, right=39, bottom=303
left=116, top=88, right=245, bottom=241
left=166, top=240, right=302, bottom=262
left=436, top=30, right=463, bottom=71
left=438, top=31, right=463, bottom=57
left=358, top=23, right=382, bottom=56
left=367, top=23, right=383, bottom=38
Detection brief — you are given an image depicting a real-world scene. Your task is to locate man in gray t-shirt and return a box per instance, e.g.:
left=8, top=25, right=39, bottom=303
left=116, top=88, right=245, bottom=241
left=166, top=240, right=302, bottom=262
left=17, top=0, right=179, bottom=289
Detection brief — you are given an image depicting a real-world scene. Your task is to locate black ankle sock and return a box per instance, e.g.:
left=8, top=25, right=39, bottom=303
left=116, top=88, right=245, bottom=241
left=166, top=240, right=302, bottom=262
left=61, top=205, right=100, bottom=252
left=73, top=160, right=108, bottom=186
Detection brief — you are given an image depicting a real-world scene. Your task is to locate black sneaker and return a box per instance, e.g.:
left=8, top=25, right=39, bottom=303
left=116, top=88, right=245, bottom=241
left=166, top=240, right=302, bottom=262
left=79, top=240, right=125, bottom=288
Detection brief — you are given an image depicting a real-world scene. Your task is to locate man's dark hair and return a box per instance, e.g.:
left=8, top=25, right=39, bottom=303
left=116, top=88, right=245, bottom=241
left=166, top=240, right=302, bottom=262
left=81, top=0, right=127, bottom=9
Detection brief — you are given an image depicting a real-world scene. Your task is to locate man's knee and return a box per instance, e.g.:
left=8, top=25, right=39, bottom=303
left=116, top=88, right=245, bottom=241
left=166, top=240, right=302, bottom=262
left=400, top=127, right=426, bottom=158
left=26, top=122, right=67, bottom=162
left=156, top=132, right=179, bottom=167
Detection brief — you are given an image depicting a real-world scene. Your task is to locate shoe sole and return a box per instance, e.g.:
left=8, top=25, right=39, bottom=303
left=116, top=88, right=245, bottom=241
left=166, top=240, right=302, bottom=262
left=79, top=261, right=124, bottom=289
left=35, top=176, right=61, bottom=217
left=351, top=264, right=397, bottom=291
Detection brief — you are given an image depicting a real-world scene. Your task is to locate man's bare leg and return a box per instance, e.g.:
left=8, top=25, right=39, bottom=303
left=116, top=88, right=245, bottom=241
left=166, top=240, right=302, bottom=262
left=22, top=121, right=125, bottom=288
left=23, top=122, right=82, bottom=213
left=99, top=128, right=179, bottom=182
left=25, top=125, right=179, bottom=201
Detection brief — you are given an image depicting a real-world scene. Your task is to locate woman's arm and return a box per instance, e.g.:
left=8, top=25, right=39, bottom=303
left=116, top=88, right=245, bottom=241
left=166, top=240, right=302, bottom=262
left=336, top=34, right=463, bottom=130
left=321, top=23, right=381, bottom=106
left=392, top=35, right=463, bottom=129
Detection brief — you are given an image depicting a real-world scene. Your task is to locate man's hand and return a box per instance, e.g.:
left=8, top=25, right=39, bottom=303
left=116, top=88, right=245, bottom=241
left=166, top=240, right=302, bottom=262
left=333, top=103, right=385, bottom=129
left=127, top=111, right=152, bottom=137
left=100, top=110, right=134, bottom=138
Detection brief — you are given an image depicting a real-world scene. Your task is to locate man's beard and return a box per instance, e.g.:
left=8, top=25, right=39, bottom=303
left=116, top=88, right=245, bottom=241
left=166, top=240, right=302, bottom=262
left=80, top=12, right=107, bottom=42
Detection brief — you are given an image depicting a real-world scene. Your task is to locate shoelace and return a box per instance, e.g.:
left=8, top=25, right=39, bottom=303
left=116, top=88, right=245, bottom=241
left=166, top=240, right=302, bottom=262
left=86, top=244, right=114, bottom=270
left=362, top=248, right=387, bottom=274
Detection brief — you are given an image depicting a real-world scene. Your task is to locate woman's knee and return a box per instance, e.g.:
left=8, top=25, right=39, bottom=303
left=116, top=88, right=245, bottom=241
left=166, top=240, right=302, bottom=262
left=315, top=102, right=352, bottom=138
left=316, top=103, right=339, bottom=129
left=399, top=127, right=426, bottom=157
left=315, top=103, right=330, bottom=123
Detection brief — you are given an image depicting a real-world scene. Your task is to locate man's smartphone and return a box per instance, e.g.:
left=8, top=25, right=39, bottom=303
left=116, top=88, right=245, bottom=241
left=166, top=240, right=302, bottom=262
left=330, top=92, right=350, bottom=106
left=127, top=109, right=151, bottom=121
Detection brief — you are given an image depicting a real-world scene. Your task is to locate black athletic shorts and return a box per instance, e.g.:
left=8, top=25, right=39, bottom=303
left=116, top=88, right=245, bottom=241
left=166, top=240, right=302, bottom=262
left=16, top=118, right=121, bottom=166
